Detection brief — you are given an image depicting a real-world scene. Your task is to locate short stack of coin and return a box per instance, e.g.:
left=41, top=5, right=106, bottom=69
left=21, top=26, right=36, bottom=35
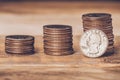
left=43, top=25, right=74, bottom=56
left=82, top=13, right=114, bottom=56
left=5, top=35, right=34, bottom=54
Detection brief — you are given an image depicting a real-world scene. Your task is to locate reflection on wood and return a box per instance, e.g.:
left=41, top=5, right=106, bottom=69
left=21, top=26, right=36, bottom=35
left=0, top=67, right=120, bottom=80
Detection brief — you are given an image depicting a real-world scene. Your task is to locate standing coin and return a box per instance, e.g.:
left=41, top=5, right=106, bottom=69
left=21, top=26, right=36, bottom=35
left=80, top=29, right=108, bottom=58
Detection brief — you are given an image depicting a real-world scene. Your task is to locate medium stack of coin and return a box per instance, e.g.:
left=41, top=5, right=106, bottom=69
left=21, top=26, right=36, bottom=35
left=43, top=25, right=74, bottom=56
left=82, top=13, right=114, bottom=56
left=5, top=35, right=34, bottom=54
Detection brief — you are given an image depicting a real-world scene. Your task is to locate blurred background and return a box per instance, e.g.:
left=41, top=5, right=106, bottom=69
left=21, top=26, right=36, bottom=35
left=0, top=0, right=120, bottom=1
left=0, top=0, right=119, bottom=35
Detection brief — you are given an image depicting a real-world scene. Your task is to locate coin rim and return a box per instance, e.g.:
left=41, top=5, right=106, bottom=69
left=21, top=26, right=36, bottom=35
left=80, top=29, right=109, bottom=58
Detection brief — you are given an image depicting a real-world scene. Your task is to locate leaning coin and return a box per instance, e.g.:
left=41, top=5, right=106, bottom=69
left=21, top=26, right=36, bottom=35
left=80, top=29, right=108, bottom=58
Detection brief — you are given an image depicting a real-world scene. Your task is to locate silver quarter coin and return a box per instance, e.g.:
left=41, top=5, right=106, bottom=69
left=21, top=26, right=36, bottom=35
left=80, top=29, right=108, bottom=58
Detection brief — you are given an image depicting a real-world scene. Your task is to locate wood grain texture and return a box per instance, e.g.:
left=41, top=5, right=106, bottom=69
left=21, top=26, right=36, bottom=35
left=0, top=35, right=120, bottom=66
left=0, top=36, right=120, bottom=67
left=0, top=35, right=120, bottom=80
left=0, top=67, right=120, bottom=80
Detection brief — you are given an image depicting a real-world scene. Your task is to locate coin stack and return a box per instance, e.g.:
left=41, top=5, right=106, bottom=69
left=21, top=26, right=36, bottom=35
left=5, top=35, right=34, bottom=54
left=43, top=25, right=74, bottom=56
left=82, top=13, right=114, bottom=56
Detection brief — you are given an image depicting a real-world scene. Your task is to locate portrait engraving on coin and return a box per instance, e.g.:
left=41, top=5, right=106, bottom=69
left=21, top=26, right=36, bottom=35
left=80, top=29, right=108, bottom=58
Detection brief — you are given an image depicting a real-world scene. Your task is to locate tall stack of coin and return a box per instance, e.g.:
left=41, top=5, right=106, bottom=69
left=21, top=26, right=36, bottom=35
left=5, top=35, right=34, bottom=54
left=82, top=13, right=114, bottom=55
left=43, top=25, right=74, bottom=56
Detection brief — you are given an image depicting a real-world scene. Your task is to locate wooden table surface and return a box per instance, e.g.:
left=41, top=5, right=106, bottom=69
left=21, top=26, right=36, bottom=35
left=0, top=35, right=120, bottom=80
left=0, top=2, right=120, bottom=80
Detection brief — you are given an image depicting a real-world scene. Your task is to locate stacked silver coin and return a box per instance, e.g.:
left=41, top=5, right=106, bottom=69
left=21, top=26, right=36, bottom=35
left=5, top=35, right=34, bottom=54
left=82, top=13, right=114, bottom=56
left=43, top=25, right=74, bottom=56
